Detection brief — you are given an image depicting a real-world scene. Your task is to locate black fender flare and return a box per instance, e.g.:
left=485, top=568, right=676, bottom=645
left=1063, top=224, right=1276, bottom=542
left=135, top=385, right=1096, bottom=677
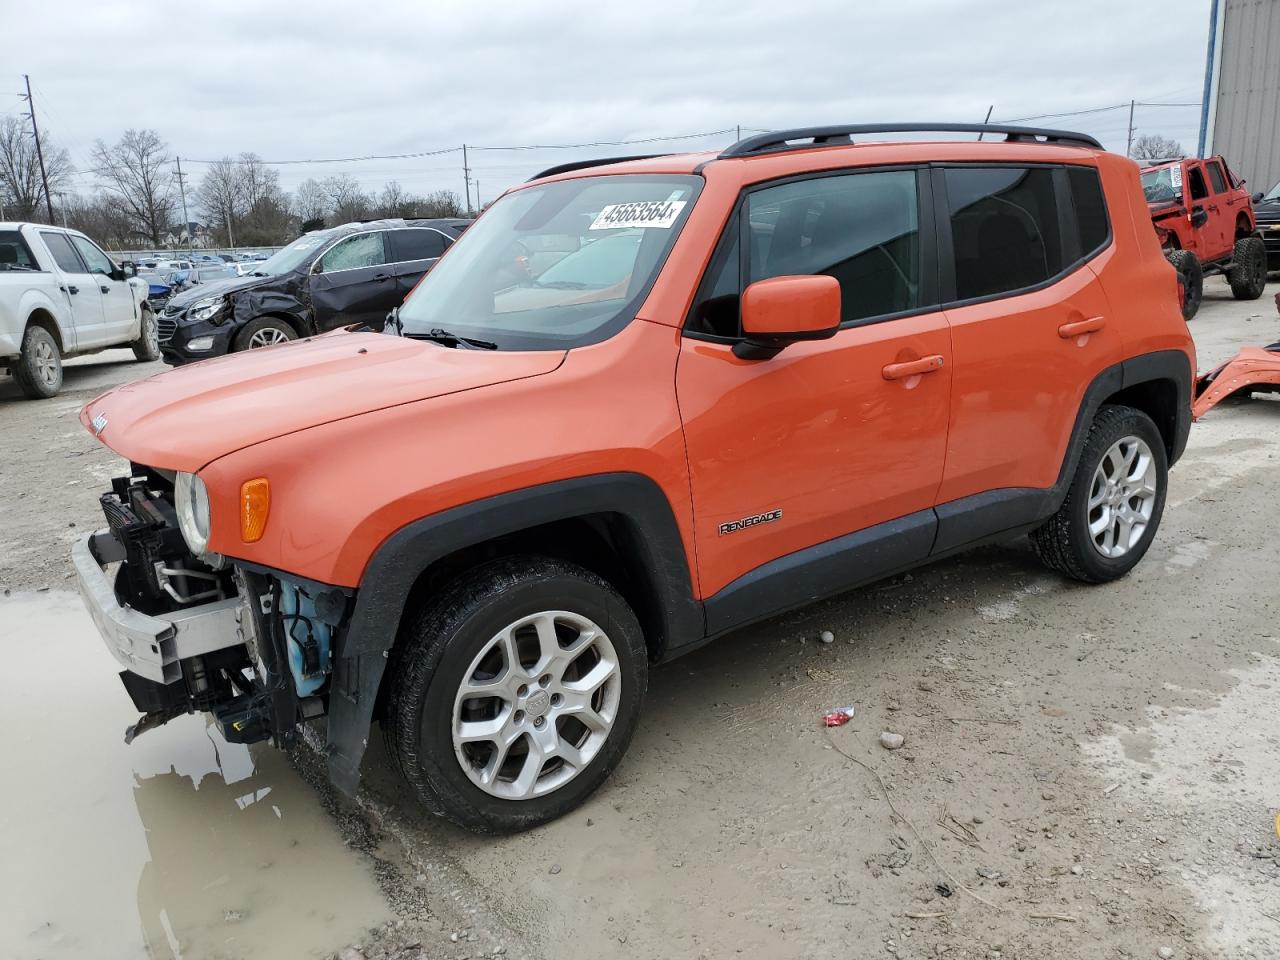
left=325, top=472, right=702, bottom=794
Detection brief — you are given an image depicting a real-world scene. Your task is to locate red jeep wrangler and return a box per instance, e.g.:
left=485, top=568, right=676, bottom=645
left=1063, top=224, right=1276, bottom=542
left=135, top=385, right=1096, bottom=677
left=1141, top=155, right=1267, bottom=319
left=75, top=124, right=1194, bottom=832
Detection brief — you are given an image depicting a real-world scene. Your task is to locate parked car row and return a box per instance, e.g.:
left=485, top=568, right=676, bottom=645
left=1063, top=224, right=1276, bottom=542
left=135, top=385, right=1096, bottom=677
left=155, top=217, right=468, bottom=364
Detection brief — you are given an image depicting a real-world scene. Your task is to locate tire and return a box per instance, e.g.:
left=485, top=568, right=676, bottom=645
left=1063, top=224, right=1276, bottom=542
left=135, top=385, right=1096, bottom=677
left=13, top=325, right=63, bottom=399
left=131, top=305, right=160, bottom=362
left=1166, top=249, right=1202, bottom=321
left=232, top=316, right=298, bottom=352
left=1031, top=405, right=1168, bottom=584
left=382, top=557, right=648, bottom=833
left=1227, top=235, right=1267, bottom=300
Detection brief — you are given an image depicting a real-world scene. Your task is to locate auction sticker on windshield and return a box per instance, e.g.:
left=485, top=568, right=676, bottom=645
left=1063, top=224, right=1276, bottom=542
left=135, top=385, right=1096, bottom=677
left=590, top=200, right=687, bottom=231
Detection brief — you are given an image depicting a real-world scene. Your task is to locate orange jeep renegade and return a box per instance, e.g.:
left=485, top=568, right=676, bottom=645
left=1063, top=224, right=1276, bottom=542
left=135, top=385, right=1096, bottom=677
left=75, top=123, right=1195, bottom=832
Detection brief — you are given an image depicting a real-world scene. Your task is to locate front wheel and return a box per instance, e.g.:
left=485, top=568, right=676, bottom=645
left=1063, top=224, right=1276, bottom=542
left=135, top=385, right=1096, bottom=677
left=383, top=557, right=648, bottom=833
left=1228, top=235, right=1267, bottom=300
left=233, top=316, right=298, bottom=352
left=1031, top=405, right=1168, bottom=584
left=131, top=306, right=160, bottom=361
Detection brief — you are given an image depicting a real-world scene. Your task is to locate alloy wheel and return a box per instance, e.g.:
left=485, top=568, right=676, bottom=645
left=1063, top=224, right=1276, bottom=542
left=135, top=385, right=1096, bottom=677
left=451, top=610, right=621, bottom=800
left=1087, top=435, right=1158, bottom=558
left=248, top=327, right=290, bottom=348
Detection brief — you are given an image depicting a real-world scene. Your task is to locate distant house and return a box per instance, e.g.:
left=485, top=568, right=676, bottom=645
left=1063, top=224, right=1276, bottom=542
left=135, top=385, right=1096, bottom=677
left=165, top=221, right=212, bottom=247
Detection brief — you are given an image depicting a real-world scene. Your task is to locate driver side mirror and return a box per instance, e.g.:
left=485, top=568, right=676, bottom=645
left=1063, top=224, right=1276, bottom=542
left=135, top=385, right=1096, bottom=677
left=1252, top=192, right=1265, bottom=204
left=734, top=275, right=841, bottom=360
left=119, top=261, right=136, bottom=279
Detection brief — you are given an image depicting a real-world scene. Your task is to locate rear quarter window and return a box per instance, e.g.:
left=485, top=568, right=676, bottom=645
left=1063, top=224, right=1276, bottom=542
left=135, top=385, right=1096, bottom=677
left=1066, top=166, right=1110, bottom=257
left=0, top=230, right=40, bottom=271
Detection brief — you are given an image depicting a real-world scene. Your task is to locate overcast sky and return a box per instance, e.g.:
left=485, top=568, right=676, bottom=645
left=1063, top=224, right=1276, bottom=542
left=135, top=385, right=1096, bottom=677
left=8, top=0, right=1213, bottom=209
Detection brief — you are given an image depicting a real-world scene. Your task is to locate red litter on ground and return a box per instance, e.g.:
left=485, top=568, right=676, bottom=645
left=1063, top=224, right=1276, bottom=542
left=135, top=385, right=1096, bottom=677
left=822, top=707, right=856, bottom=727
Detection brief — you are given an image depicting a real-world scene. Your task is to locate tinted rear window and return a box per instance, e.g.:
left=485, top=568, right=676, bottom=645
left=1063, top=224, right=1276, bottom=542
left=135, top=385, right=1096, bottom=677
left=946, top=167, right=1063, bottom=300
left=41, top=232, right=87, bottom=273
left=391, top=228, right=447, bottom=262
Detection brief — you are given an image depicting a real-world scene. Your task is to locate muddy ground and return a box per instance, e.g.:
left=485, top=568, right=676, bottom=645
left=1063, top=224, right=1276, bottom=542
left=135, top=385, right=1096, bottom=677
left=2, top=278, right=1278, bottom=960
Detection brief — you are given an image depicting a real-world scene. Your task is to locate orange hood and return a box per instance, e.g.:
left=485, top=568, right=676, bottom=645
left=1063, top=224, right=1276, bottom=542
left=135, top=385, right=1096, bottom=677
left=80, top=331, right=566, bottom=472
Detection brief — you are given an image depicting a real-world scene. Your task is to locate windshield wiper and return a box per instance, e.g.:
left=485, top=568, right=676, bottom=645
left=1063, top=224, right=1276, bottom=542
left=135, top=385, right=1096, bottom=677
left=406, top=327, right=498, bottom=350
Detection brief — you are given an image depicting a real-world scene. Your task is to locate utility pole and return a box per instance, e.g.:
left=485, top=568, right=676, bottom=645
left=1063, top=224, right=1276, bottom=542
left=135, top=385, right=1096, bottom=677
left=1126, top=99, right=1136, bottom=156
left=56, top=192, right=68, bottom=227
left=21, top=75, right=54, bottom=224
left=225, top=206, right=235, bottom=250
left=462, top=144, right=473, bottom=215
left=174, top=157, right=195, bottom=252
left=475, top=180, right=480, bottom=211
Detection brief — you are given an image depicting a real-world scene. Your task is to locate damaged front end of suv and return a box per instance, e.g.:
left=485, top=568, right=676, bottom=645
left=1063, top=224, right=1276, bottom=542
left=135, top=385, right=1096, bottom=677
left=74, top=466, right=348, bottom=749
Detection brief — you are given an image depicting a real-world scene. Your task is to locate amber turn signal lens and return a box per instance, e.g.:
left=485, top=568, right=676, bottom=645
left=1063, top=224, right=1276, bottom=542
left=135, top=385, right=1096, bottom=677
left=240, top=478, right=270, bottom=543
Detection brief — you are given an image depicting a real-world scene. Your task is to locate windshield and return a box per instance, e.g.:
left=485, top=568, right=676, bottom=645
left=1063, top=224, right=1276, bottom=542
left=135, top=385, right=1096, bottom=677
left=397, top=174, right=700, bottom=349
left=1141, top=165, right=1181, bottom=203
left=1263, top=180, right=1280, bottom=202
left=249, top=231, right=334, bottom=276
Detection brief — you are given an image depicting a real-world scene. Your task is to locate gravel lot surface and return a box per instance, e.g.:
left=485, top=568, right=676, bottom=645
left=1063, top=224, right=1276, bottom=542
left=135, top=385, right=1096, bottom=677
left=2, top=277, right=1277, bottom=960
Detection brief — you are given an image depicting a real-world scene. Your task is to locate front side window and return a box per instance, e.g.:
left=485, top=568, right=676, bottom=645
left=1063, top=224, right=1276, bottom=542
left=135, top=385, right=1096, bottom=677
left=390, top=228, right=447, bottom=263
left=41, top=232, right=87, bottom=274
left=1206, top=161, right=1227, bottom=194
left=746, top=170, right=921, bottom=324
left=397, top=174, right=700, bottom=350
left=317, top=232, right=387, bottom=273
left=70, top=235, right=116, bottom=276
left=946, top=167, right=1064, bottom=300
left=1188, top=167, right=1209, bottom=201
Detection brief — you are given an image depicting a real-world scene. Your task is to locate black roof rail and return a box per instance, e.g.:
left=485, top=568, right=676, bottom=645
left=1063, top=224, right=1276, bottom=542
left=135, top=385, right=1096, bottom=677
left=719, top=123, right=1103, bottom=159
left=529, top=154, right=669, bottom=181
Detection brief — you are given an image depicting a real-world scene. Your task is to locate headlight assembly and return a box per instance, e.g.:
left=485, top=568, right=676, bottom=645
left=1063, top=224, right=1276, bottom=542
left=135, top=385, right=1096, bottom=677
left=175, top=471, right=211, bottom=555
left=187, top=296, right=227, bottom=323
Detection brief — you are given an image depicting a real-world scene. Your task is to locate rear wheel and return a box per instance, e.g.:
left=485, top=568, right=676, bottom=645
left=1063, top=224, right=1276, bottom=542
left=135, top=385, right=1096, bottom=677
left=1228, top=235, right=1267, bottom=300
left=131, top=305, right=160, bottom=362
left=1031, top=405, right=1167, bottom=584
left=382, top=557, right=648, bottom=833
left=233, top=316, right=297, bottom=352
left=14, top=325, right=62, bottom=399
left=1167, top=249, right=1202, bottom=320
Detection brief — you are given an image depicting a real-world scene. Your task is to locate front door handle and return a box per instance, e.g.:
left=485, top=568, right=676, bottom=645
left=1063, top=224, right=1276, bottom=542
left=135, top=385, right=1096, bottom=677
left=882, top=355, right=945, bottom=381
left=1058, top=316, right=1105, bottom=339
left=66, top=285, right=78, bottom=295
left=372, top=272, right=390, bottom=281
left=100, top=285, right=110, bottom=293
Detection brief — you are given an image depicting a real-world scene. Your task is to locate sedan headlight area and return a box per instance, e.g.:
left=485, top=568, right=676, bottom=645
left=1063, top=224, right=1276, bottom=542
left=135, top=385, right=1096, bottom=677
left=187, top=296, right=228, bottom=323
left=175, top=471, right=212, bottom=555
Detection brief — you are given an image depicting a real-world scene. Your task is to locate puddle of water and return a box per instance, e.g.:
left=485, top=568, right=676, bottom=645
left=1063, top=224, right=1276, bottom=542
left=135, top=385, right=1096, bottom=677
left=0, top=591, right=390, bottom=960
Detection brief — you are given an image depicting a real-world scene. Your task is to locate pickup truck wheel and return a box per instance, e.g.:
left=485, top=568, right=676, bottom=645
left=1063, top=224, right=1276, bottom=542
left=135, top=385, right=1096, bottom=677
left=14, top=325, right=63, bottom=399
left=1031, top=405, right=1167, bottom=584
left=1227, top=236, right=1267, bottom=300
left=131, top=306, right=160, bottom=362
left=233, top=317, right=297, bottom=351
left=1166, top=249, right=1202, bottom=320
left=382, top=557, right=647, bottom=833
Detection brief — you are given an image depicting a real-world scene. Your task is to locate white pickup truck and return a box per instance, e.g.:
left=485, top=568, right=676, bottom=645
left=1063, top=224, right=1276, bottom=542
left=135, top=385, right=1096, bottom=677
left=1, top=222, right=158, bottom=399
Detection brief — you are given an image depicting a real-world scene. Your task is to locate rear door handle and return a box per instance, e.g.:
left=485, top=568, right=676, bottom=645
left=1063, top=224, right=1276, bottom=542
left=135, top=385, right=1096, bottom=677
left=1058, top=316, right=1105, bottom=339
left=882, top=355, right=945, bottom=380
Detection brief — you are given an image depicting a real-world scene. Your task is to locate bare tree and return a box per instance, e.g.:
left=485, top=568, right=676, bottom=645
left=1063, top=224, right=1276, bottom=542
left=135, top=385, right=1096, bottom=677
left=321, top=174, right=370, bottom=223
left=293, top=177, right=328, bottom=226
left=196, top=157, right=247, bottom=243
left=1130, top=134, right=1184, bottom=162
left=419, top=189, right=465, bottom=218
left=376, top=180, right=408, bottom=218
left=0, top=115, right=74, bottom=222
left=64, top=192, right=136, bottom=249
left=92, top=129, right=176, bottom=246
